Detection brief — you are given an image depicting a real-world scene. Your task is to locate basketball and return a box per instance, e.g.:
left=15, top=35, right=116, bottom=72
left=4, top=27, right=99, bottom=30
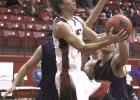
left=105, top=14, right=133, bottom=35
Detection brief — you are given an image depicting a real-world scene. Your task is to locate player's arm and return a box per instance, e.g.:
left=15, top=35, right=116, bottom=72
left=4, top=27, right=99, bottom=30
left=3, top=45, right=42, bottom=98
left=54, top=21, right=126, bottom=52
left=78, top=17, right=107, bottom=43
left=13, top=46, right=42, bottom=86
left=112, top=40, right=129, bottom=68
left=86, top=0, right=107, bottom=28
left=83, top=17, right=128, bottom=43
left=84, top=26, right=107, bottom=43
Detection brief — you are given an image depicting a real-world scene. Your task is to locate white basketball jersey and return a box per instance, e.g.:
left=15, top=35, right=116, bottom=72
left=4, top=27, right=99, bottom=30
left=53, top=16, right=83, bottom=71
left=52, top=16, right=101, bottom=100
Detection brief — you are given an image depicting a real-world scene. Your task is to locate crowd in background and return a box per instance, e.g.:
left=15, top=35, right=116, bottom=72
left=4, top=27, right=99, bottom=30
left=5, top=0, right=140, bottom=27
left=3, top=0, right=140, bottom=57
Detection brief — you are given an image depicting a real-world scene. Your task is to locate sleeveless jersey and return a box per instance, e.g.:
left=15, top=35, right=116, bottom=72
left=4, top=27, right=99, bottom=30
left=53, top=16, right=83, bottom=71
left=52, top=16, right=101, bottom=100
left=36, top=39, right=58, bottom=100
left=94, top=58, right=129, bottom=100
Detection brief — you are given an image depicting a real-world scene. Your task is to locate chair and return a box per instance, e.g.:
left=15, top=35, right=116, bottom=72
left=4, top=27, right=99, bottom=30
left=26, top=22, right=35, bottom=31
left=34, top=22, right=48, bottom=31
left=23, top=16, right=36, bottom=22
left=33, top=31, right=48, bottom=46
left=0, top=14, right=9, bottom=21
left=0, top=7, right=12, bottom=14
left=5, top=30, right=21, bottom=52
left=21, top=31, right=36, bottom=52
left=6, top=22, right=22, bottom=30
left=0, top=21, right=7, bottom=29
left=12, top=8, right=26, bottom=15
left=9, top=15, right=24, bottom=22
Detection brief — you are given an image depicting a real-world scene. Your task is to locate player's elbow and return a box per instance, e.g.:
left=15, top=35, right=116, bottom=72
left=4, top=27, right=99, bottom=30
left=85, top=22, right=93, bottom=29
left=78, top=44, right=89, bottom=53
left=77, top=45, right=85, bottom=52
left=119, top=59, right=128, bottom=67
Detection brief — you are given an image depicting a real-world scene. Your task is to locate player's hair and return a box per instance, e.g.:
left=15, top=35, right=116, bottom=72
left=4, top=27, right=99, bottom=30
left=48, top=0, right=63, bottom=14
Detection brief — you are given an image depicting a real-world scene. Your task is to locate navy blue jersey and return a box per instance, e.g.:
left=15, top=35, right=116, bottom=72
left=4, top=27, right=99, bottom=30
left=36, top=39, right=58, bottom=100
left=94, top=58, right=128, bottom=100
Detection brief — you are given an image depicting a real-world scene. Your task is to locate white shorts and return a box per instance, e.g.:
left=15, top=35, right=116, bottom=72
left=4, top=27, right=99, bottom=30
left=55, top=69, right=101, bottom=100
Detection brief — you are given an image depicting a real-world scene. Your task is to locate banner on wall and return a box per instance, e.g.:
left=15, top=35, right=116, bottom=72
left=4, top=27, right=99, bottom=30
left=0, top=62, right=14, bottom=81
left=0, top=62, right=14, bottom=97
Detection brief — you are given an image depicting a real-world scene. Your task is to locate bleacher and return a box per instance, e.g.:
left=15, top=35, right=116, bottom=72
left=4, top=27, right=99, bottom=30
left=0, top=0, right=139, bottom=56
left=0, top=0, right=51, bottom=55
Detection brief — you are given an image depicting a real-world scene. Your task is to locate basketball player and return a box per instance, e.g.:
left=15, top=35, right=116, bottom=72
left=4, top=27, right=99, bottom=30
left=84, top=40, right=129, bottom=100
left=49, top=0, right=128, bottom=99
left=3, top=0, right=109, bottom=99
left=3, top=37, right=58, bottom=100
left=4, top=0, right=125, bottom=99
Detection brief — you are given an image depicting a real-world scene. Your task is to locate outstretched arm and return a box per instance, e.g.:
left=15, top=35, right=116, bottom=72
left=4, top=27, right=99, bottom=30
left=86, top=0, right=107, bottom=28
left=84, top=0, right=107, bottom=43
left=54, top=20, right=128, bottom=52
left=3, top=45, right=42, bottom=98
left=13, top=46, right=42, bottom=86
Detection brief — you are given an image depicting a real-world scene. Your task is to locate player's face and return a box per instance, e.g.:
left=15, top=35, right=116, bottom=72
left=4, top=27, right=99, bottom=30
left=61, top=0, right=76, bottom=12
left=101, top=44, right=114, bottom=53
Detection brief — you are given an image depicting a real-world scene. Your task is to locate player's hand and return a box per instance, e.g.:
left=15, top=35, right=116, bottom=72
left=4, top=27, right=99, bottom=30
left=2, top=85, right=16, bottom=99
left=107, top=27, right=128, bottom=43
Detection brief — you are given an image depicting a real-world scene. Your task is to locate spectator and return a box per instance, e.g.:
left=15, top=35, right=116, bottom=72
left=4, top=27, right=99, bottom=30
left=6, top=0, right=20, bottom=7
left=32, top=61, right=42, bottom=86
left=103, top=6, right=112, bottom=18
left=129, top=60, right=140, bottom=87
left=76, top=0, right=91, bottom=8
left=25, top=0, right=39, bottom=16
